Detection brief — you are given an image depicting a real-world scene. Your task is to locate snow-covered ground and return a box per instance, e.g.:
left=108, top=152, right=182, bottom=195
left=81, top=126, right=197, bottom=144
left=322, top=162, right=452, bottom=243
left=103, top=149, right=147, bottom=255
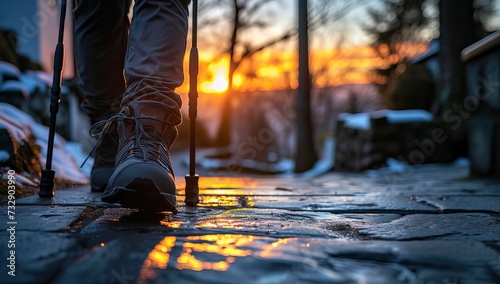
left=0, top=102, right=90, bottom=185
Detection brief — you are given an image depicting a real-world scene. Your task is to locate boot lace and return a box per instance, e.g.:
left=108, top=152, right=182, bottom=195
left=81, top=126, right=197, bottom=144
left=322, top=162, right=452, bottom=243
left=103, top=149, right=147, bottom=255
left=82, top=113, right=174, bottom=173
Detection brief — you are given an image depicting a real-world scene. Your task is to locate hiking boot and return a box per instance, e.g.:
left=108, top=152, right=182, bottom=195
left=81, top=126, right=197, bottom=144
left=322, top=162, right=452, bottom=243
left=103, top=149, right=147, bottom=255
left=90, top=127, right=118, bottom=192
left=101, top=101, right=178, bottom=212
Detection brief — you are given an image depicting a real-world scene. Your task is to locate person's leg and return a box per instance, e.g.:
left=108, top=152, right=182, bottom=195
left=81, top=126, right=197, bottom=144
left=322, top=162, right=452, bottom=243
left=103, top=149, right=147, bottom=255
left=122, top=0, right=188, bottom=124
left=74, top=0, right=131, bottom=123
left=102, top=0, right=190, bottom=212
left=73, top=0, right=131, bottom=192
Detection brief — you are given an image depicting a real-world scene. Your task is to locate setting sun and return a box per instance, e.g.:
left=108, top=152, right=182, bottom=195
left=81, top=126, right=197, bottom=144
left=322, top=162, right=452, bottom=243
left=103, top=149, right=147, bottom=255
left=211, top=71, right=229, bottom=93
left=200, top=56, right=230, bottom=94
left=181, top=43, right=429, bottom=94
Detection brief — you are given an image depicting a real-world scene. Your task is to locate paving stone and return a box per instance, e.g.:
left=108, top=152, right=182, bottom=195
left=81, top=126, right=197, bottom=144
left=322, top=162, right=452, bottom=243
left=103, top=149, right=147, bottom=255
left=367, top=164, right=471, bottom=185
left=403, top=180, right=500, bottom=198
left=251, top=177, right=315, bottom=188
left=194, top=195, right=436, bottom=213
left=416, top=196, right=500, bottom=213
left=488, top=258, right=500, bottom=279
left=359, top=213, right=500, bottom=241
left=364, top=176, right=500, bottom=198
left=80, top=207, right=400, bottom=240
left=428, top=179, right=500, bottom=193
left=2, top=163, right=499, bottom=283
left=16, top=186, right=110, bottom=207
left=79, top=207, right=223, bottom=235
left=177, top=176, right=313, bottom=192
left=54, top=235, right=164, bottom=284
left=324, top=240, right=499, bottom=284
left=191, top=210, right=400, bottom=239
left=0, top=232, right=79, bottom=284
left=363, top=182, right=500, bottom=197
left=190, top=187, right=361, bottom=197
left=52, top=235, right=409, bottom=284
left=0, top=205, right=86, bottom=232
left=180, top=177, right=373, bottom=196
left=52, top=235, right=500, bottom=284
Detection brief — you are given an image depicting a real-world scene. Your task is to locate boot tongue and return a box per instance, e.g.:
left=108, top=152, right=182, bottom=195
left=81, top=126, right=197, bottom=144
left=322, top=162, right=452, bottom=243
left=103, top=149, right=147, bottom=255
left=126, top=101, right=177, bottom=146
left=128, top=101, right=168, bottom=120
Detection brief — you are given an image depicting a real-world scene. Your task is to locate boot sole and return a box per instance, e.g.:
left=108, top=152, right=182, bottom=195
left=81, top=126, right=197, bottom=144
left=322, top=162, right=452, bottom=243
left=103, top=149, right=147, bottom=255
left=102, top=179, right=177, bottom=213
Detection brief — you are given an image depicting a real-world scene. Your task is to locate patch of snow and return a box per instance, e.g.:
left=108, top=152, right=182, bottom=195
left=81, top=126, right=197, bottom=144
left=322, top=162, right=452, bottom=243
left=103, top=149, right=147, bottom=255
left=28, top=71, right=53, bottom=86
left=385, top=158, right=409, bottom=173
left=0, top=102, right=89, bottom=185
left=366, top=157, right=470, bottom=177
left=31, top=122, right=65, bottom=149
left=453, top=157, right=470, bottom=167
left=64, top=142, right=93, bottom=177
left=0, top=80, right=30, bottom=100
left=338, top=110, right=435, bottom=130
left=340, top=112, right=371, bottom=130
left=0, top=171, right=37, bottom=187
left=0, top=61, right=21, bottom=82
left=295, top=138, right=335, bottom=178
left=0, top=116, right=29, bottom=142
left=372, top=109, right=434, bottom=123
left=20, top=73, right=48, bottom=94
left=35, top=127, right=89, bottom=185
left=0, top=102, right=35, bottom=139
left=0, top=150, right=9, bottom=162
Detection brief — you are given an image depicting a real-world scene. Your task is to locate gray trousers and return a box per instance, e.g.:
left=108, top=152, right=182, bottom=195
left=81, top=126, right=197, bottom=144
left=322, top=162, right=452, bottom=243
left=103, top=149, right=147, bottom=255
left=73, top=0, right=189, bottom=125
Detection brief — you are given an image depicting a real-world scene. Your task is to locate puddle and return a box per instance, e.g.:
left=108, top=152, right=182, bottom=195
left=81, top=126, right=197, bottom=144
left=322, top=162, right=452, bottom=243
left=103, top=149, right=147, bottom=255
left=142, top=234, right=282, bottom=269
left=133, top=235, right=425, bottom=283
left=176, top=177, right=257, bottom=192
left=136, top=235, right=313, bottom=283
left=198, top=195, right=256, bottom=208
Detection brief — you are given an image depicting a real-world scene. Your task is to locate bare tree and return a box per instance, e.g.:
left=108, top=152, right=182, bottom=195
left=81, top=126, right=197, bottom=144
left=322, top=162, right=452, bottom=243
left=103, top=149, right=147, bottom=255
left=295, top=0, right=317, bottom=172
left=207, top=0, right=295, bottom=147
left=364, top=0, right=435, bottom=88
left=199, top=0, right=368, bottom=148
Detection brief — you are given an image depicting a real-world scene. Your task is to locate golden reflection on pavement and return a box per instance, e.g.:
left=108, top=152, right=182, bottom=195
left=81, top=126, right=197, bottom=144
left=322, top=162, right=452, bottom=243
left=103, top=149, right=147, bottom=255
left=176, top=177, right=257, bottom=192
left=201, top=189, right=250, bottom=195
left=159, top=219, right=183, bottom=229
left=198, top=195, right=255, bottom=207
left=138, top=234, right=295, bottom=280
left=176, top=235, right=253, bottom=271
left=195, top=218, right=246, bottom=230
left=259, top=238, right=289, bottom=258
left=174, top=176, right=258, bottom=207
left=198, top=177, right=257, bottom=189
left=194, top=210, right=255, bottom=230
left=138, top=236, right=177, bottom=283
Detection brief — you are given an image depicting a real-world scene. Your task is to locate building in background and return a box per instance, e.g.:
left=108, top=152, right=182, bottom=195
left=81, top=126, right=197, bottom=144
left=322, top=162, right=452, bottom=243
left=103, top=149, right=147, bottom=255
left=0, top=0, right=74, bottom=78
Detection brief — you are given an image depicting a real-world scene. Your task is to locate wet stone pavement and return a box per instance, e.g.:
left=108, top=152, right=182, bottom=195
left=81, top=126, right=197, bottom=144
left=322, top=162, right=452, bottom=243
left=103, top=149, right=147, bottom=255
left=1, top=164, right=500, bottom=284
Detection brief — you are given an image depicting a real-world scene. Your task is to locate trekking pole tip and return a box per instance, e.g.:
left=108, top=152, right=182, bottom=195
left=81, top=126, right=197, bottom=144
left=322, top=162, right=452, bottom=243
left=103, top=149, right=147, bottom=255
left=39, top=169, right=55, bottom=198
left=184, top=174, right=199, bottom=206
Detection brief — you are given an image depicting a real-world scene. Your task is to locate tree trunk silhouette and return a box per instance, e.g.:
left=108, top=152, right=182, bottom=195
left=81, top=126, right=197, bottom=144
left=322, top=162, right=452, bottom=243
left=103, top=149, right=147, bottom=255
left=294, top=0, right=317, bottom=173
left=214, top=0, right=241, bottom=148
left=437, top=0, right=482, bottom=157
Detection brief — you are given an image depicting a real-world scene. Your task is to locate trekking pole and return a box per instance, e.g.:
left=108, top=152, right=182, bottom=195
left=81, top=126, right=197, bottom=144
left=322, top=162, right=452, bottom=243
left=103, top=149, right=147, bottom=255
left=39, top=0, right=67, bottom=198
left=185, top=0, right=200, bottom=206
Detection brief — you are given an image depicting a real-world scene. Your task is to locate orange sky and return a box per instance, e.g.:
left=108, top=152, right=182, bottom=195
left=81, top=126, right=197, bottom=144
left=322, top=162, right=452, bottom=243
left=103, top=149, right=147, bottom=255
left=177, top=43, right=429, bottom=95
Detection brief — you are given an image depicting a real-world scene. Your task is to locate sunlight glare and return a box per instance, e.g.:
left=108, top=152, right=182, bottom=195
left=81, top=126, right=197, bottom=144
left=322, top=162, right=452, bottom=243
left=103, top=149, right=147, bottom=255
left=200, top=56, right=230, bottom=94
left=212, top=71, right=229, bottom=93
